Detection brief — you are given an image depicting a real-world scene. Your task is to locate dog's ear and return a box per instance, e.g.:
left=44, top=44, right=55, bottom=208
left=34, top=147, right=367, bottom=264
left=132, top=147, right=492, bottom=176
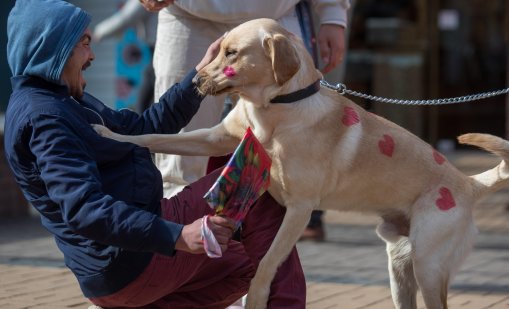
left=263, top=33, right=300, bottom=86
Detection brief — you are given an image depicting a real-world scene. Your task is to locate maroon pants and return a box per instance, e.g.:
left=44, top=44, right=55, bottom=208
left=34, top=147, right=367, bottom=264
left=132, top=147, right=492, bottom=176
left=90, top=169, right=305, bottom=308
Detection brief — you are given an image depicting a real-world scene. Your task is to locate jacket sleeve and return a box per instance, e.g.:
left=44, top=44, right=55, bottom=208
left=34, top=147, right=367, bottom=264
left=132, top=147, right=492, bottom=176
left=29, top=113, right=182, bottom=256
left=104, top=68, right=204, bottom=136
left=312, top=0, right=350, bottom=28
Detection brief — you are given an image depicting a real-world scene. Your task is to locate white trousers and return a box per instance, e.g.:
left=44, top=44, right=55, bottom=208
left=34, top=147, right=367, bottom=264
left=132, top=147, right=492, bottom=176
left=153, top=6, right=302, bottom=197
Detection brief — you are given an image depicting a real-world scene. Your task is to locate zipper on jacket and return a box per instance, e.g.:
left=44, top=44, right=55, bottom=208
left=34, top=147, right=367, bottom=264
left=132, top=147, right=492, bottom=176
left=71, top=97, right=105, bottom=126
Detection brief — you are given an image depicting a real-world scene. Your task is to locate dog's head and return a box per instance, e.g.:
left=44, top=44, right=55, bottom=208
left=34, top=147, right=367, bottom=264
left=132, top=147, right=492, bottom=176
left=194, top=18, right=321, bottom=106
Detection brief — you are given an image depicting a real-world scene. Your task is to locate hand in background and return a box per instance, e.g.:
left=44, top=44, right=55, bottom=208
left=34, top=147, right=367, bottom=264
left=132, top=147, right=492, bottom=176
left=138, top=0, right=174, bottom=12
left=317, top=24, right=346, bottom=74
left=195, top=36, right=224, bottom=71
left=175, top=215, right=235, bottom=254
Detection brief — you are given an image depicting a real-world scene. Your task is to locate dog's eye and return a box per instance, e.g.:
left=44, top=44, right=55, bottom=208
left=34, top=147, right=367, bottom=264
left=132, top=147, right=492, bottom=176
left=225, top=50, right=237, bottom=58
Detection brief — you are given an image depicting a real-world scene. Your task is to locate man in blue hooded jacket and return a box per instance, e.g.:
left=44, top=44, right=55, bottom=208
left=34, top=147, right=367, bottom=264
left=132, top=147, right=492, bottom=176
left=4, top=0, right=306, bottom=307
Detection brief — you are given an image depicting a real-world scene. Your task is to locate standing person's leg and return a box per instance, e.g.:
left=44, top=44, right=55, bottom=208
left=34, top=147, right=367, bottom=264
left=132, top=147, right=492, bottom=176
left=300, top=210, right=325, bottom=241
left=153, top=8, right=229, bottom=197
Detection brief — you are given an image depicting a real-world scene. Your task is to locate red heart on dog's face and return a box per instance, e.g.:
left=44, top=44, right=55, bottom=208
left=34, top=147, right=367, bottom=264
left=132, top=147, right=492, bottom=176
left=342, top=106, right=360, bottom=126
left=378, top=134, right=394, bottom=157
left=436, top=187, right=456, bottom=211
left=433, top=150, right=445, bottom=165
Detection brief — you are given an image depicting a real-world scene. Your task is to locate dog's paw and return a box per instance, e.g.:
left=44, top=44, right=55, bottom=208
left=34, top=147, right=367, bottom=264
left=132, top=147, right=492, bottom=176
left=245, top=284, right=269, bottom=309
left=92, top=124, right=114, bottom=138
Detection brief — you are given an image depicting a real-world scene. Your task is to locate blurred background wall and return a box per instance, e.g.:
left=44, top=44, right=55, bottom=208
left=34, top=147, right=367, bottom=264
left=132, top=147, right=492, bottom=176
left=340, top=0, right=507, bottom=148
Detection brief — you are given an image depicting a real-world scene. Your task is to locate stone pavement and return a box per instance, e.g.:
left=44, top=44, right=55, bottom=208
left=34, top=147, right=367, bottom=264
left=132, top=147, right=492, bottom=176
left=0, top=151, right=508, bottom=308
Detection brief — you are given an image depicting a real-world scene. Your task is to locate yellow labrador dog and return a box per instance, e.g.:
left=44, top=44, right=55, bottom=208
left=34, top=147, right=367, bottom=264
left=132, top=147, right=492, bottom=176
left=94, top=18, right=509, bottom=309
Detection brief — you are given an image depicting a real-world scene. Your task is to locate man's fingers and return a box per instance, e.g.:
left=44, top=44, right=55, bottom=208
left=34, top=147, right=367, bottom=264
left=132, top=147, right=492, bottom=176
left=319, top=43, right=331, bottom=74
left=321, top=49, right=339, bottom=74
left=154, top=0, right=173, bottom=10
left=317, top=24, right=346, bottom=74
left=195, top=36, right=225, bottom=71
left=215, top=234, right=231, bottom=246
left=209, top=224, right=234, bottom=244
left=208, top=216, right=235, bottom=248
left=209, top=215, right=236, bottom=231
left=220, top=243, right=229, bottom=253
left=138, top=0, right=172, bottom=12
left=319, top=39, right=345, bottom=74
left=213, top=227, right=233, bottom=240
left=208, top=37, right=224, bottom=59
left=176, top=216, right=236, bottom=256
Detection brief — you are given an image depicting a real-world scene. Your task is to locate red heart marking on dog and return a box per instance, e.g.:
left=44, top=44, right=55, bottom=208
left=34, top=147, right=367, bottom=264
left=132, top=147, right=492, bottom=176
left=433, top=150, right=445, bottom=165
left=223, top=66, right=236, bottom=78
left=378, top=134, right=394, bottom=157
left=436, top=187, right=456, bottom=211
left=342, top=107, right=360, bottom=126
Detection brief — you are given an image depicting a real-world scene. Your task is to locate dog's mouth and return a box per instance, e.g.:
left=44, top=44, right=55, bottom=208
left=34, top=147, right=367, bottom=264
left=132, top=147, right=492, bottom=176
left=196, top=84, right=234, bottom=96
left=213, top=85, right=234, bottom=95
left=198, top=86, right=234, bottom=96
left=194, top=75, right=234, bottom=96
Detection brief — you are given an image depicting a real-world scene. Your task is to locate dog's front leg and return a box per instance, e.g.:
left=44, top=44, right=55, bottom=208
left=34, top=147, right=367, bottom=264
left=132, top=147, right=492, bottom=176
left=93, top=123, right=239, bottom=157
left=246, top=203, right=315, bottom=309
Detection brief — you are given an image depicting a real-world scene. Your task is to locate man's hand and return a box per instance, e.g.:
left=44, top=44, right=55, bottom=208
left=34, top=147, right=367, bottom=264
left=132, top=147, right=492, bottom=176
left=195, top=36, right=224, bottom=71
left=317, top=24, right=346, bottom=74
left=138, top=0, right=174, bottom=12
left=175, top=216, right=235, bottom=254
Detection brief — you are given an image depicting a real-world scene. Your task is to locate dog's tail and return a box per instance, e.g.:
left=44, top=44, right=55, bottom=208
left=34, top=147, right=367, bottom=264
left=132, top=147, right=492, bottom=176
left=457, top=133, right=509, bottom=199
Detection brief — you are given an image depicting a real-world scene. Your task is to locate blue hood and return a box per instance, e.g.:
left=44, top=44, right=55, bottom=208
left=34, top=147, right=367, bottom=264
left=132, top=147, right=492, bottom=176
left=7, top=0, right=91, bottom=83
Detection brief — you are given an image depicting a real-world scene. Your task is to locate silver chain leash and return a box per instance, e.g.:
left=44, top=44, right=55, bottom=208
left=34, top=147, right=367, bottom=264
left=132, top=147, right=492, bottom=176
left=320, top=80, right=509, bottom=106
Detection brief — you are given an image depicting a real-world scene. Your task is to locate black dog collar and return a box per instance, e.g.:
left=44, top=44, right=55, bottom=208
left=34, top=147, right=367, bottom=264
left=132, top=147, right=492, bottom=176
left=270, top=80, right=321, bottom=104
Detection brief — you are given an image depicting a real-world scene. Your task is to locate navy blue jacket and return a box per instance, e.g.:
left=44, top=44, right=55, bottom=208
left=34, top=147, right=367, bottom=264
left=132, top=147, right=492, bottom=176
left=4, top=69, right=203, bottom=297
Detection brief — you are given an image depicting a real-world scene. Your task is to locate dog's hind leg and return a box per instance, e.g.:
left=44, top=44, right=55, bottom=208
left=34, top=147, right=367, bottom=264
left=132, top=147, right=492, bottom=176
left=409, top=198, right=477, bottom=309
left=377, top=220, right=417, bottom=309
left=245, top=203, right=314, bottom=309
left=412, top=243, right=451, bottom=309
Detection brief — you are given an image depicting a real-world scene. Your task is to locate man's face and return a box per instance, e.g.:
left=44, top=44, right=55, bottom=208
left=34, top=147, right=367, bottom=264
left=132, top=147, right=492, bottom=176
left=61, top=28, right=95, bottom=98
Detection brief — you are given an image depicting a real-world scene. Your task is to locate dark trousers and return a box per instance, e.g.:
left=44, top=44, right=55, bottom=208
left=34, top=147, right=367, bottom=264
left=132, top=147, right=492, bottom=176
left=90, top=169, right=306, bottom=308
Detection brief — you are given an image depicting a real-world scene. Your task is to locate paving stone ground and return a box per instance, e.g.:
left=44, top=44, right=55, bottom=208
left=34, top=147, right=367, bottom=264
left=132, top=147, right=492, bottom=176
left=1, top=151, right=508, bottom=308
